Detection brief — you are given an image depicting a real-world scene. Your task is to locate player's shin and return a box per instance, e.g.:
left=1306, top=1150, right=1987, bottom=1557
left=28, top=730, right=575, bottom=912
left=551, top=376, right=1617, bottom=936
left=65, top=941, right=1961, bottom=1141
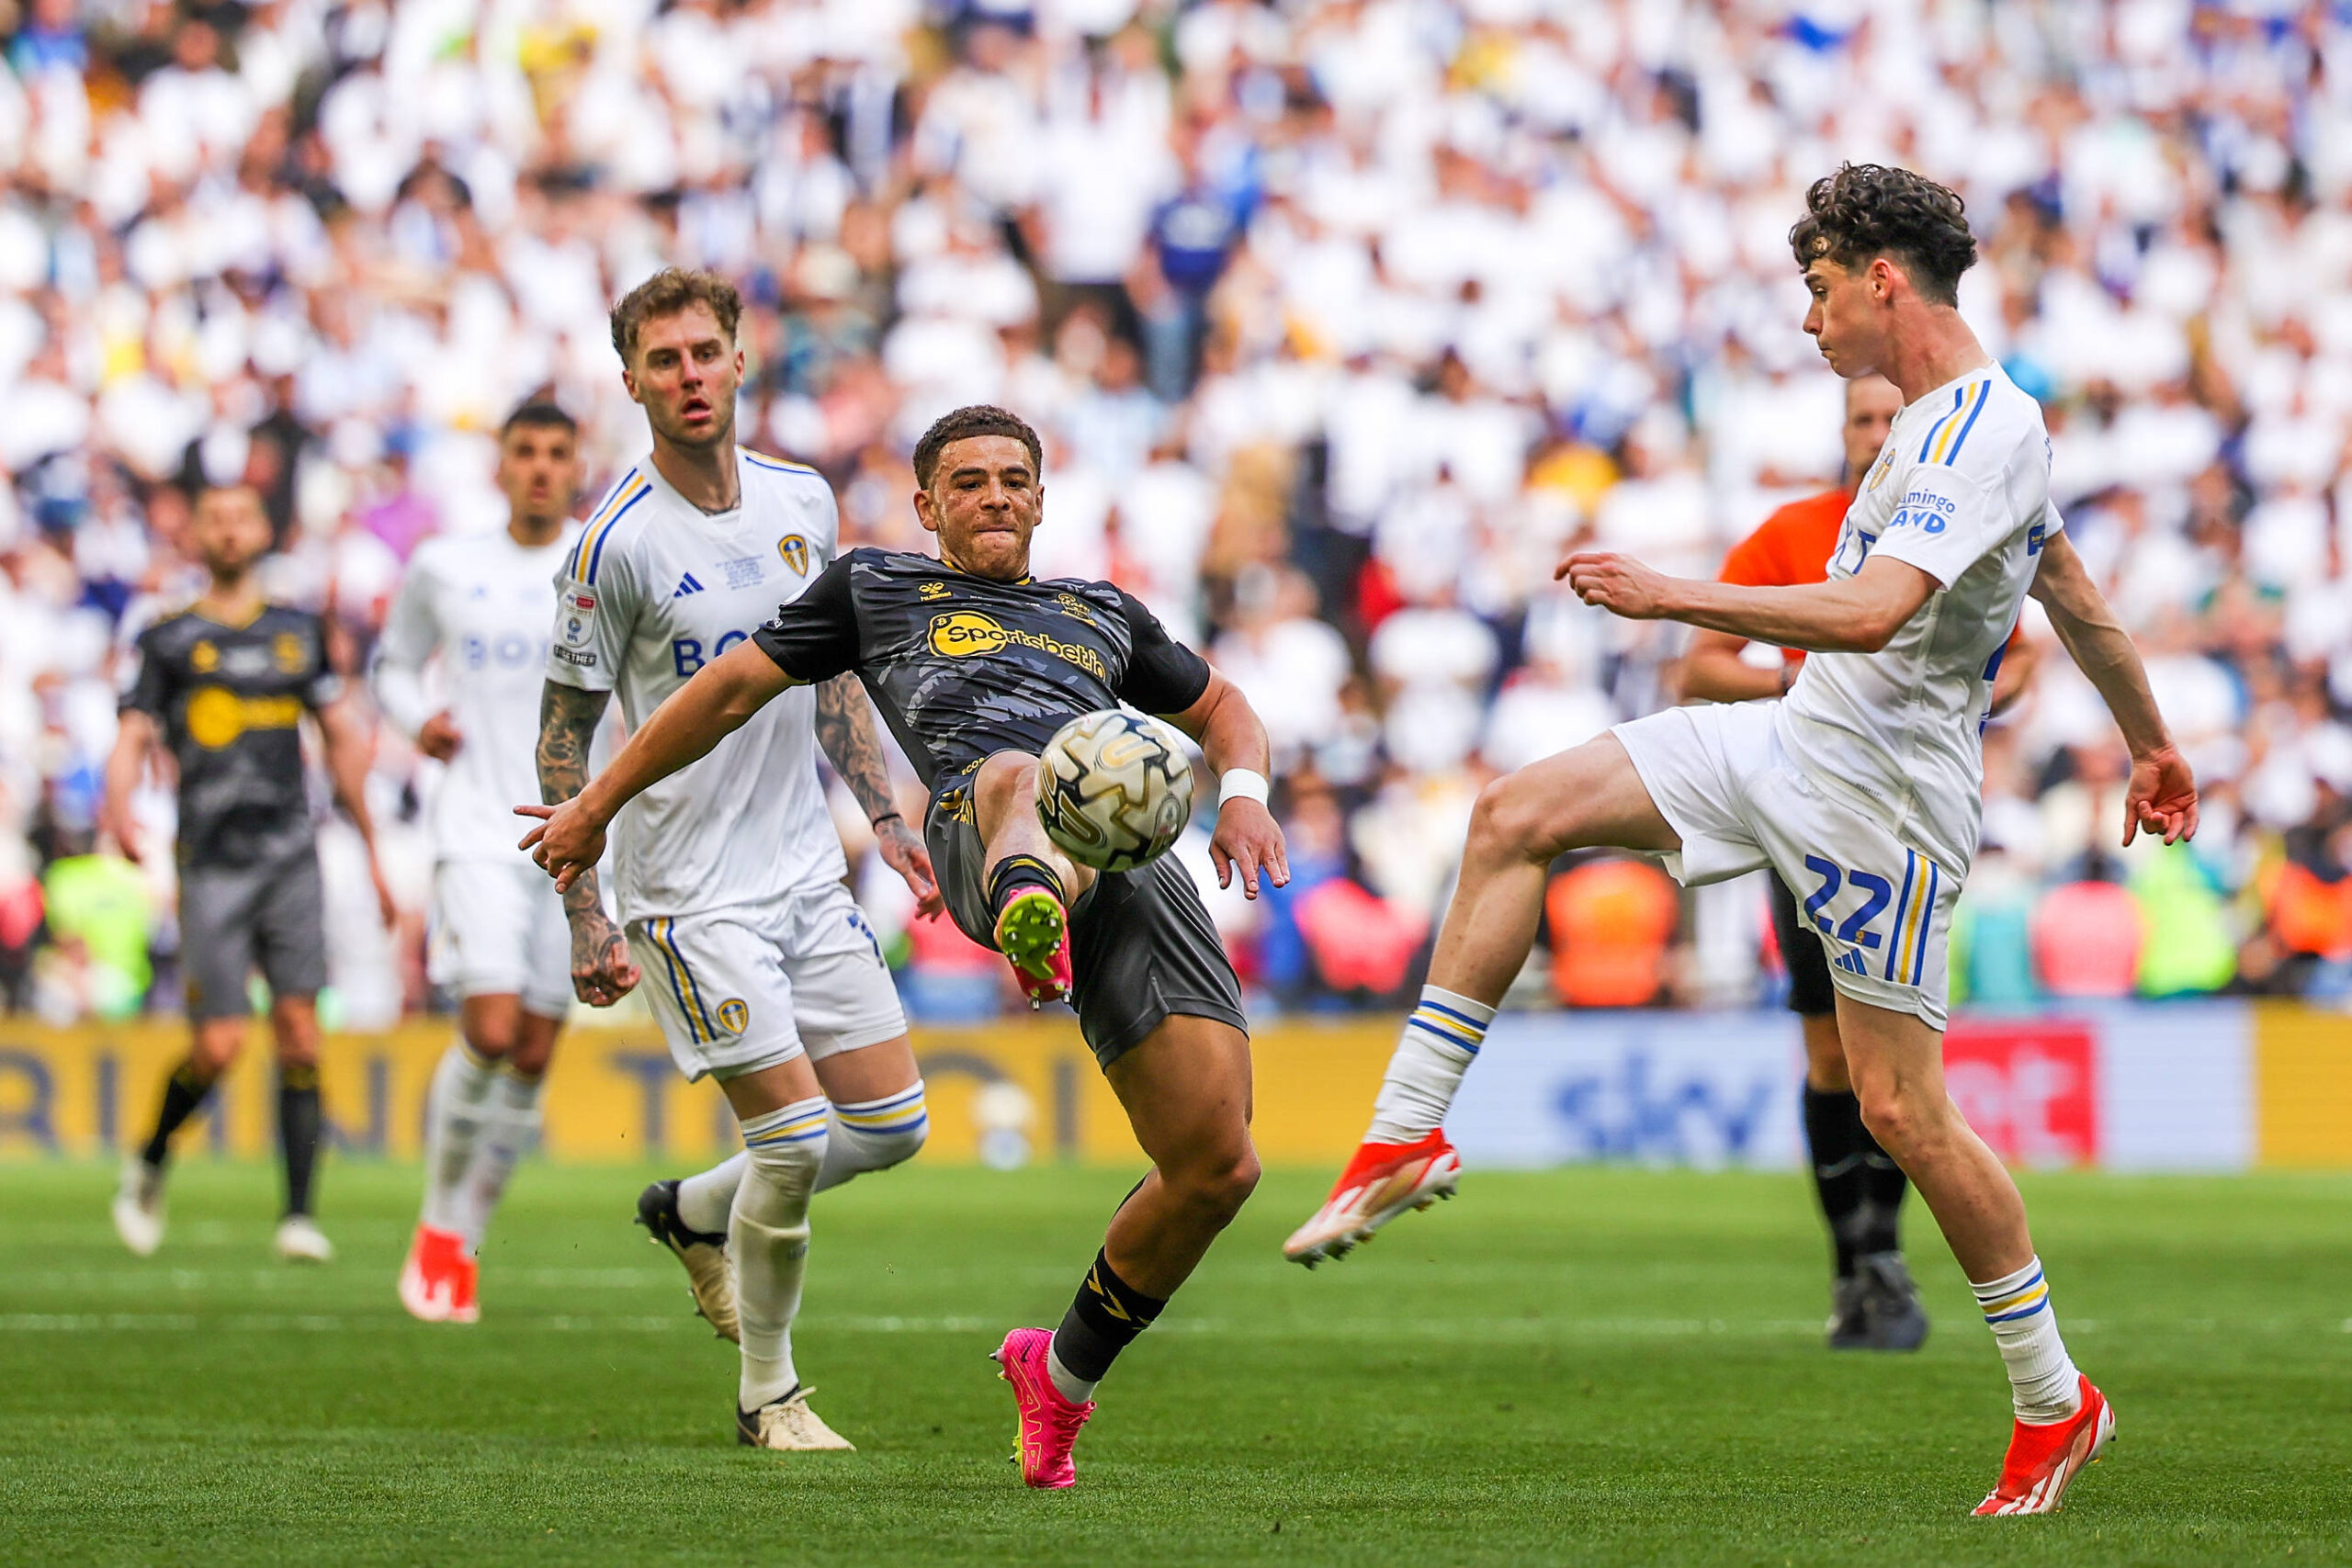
left=1364, top=987, right=1495, bottom=1144
left=458, top=1067, right=543, bottom=1248
left=421, top=1041, right=497, bottom=1233
left=1973, top=1258, right=2082, bottom=1424
left=1046, top=1248, right=1167, bottom=1404
left=277, top=1062, right=322, bottom=1219
left=815, top=1081, right=928, bottom=1192
left=140, top=1059, right=219, bottom=1168
left=677, top=1150, right=748, bottom=1232
left=730, top=1098, right=827, bottom=1412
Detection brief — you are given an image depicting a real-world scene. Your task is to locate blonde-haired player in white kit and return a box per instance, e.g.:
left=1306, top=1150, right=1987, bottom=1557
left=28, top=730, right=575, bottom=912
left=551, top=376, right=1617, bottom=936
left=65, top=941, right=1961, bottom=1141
left=1287, top=165, right=2200, bottom=1517
left=523, top=268, right=942, bottom=1450
left=375, top=402, right=584, bottom=1323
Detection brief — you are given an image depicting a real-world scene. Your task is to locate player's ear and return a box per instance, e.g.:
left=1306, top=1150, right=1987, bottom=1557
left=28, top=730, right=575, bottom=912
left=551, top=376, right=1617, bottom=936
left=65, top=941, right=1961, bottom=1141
left=913, top=487, right=941, bottom=536
left=620, top=367, right=642, bottom=405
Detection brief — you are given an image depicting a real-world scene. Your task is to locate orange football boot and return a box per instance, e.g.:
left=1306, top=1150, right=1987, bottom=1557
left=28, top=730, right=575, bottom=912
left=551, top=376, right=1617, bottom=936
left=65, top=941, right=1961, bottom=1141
left=1283, top=1129, right=1461, bottom=1266
left=1973, top=1375, right=2114, bottom=1516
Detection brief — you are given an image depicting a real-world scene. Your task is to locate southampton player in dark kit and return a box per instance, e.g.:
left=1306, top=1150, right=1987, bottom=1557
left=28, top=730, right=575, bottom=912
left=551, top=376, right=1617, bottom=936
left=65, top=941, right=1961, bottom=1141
left=104, top=482, right=396, bottom=1262
left=524, top=405, right=1286, bottom=1489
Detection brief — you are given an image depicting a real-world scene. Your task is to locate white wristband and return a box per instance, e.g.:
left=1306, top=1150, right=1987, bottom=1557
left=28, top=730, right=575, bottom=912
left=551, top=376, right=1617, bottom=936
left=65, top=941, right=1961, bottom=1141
left=1219, top=768, right=1271, bottom=807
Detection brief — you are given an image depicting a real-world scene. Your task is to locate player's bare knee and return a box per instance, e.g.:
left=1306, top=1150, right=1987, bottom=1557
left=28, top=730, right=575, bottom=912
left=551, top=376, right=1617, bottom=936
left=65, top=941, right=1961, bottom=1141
left=1469, top=772, right=1569, bottom=866
left=973, top=750, right=1043, bottom=832
left=466, top=1019, right=521, bottom=1061
left=190, top=1026, right=243, bottom=1077
left=1856, top=1084, right=1938, bottom=1162
left=1170, top=1143, right=1259, bottom=1227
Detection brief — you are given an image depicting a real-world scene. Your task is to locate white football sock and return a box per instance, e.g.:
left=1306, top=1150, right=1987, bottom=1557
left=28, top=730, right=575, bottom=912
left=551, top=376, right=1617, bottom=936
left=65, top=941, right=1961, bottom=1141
left=731, top=1097, right=827, bottom=1412
left=677, top=1151, right=749, bottom=1235
left=816, top=1081, right=929, bottom=1192
left=458, top=1069, right=543, bottom=1250
left=1364, top=987, right=1495, bottom=1144
left=420, top=1041, right=496, bottom=1234
left=1971, top=1257, right=2082, bottom=1423
left=1046, top=1342, right=1098, bottom=1405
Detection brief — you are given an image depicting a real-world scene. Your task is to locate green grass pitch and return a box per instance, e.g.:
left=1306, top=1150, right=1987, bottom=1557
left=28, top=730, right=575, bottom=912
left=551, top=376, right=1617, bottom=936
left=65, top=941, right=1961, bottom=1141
left=3, top=1160, right=2349, bottom=1566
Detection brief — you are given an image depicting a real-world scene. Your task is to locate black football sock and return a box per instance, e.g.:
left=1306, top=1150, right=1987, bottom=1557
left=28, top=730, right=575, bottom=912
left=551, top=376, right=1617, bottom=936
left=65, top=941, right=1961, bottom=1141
left=1047, top=1248, right=1165, bottom=1400
left=277, top=1063, right=323, bottom=1219
left=140, top=1061, right=219, bottom=1168
left=987, top=853, right=1063, bottom=917
left=1802, top=1086, right=1871, bottom=1280
left=1857, top=1128, right=1909, bottom=1257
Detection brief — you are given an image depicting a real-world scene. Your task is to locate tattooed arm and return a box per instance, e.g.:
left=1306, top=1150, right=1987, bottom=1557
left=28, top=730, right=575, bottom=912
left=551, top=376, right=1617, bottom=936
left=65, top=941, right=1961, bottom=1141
left=813, top=673, right=942, bottom=916
left=537, top=680, right=640, bottom=1006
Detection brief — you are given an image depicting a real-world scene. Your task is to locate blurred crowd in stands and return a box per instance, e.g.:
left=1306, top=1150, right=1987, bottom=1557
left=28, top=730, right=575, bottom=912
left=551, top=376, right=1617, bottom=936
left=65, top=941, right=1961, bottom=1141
left=4, top=0, right=2351, bottom=1028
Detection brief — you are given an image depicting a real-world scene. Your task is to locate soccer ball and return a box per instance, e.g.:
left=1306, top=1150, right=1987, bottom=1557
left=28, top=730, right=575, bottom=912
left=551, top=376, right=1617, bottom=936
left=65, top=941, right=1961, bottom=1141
left=1034, top=709, right=1196, bottom=873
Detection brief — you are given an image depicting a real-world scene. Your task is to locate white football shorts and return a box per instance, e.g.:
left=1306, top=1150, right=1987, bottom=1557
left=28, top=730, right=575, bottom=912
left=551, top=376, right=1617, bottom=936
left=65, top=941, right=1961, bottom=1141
left=1611, top=699, right=1963, bottom=1029
left=429, top=858, right=574, bottom=1020
left=626, top=880, right=908, bottom=1082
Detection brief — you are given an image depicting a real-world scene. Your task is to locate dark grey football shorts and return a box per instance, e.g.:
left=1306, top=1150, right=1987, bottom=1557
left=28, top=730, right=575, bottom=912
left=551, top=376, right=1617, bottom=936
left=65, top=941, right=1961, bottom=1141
left=178, top=850, right=328, bottom=1020
left=929, top=771, right=1248, bottom=1070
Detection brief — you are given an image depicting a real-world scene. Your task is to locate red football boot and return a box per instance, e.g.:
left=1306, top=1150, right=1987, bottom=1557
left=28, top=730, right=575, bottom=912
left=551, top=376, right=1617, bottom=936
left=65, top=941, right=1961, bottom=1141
left=1283, top=1129, right=1462, bottom=1266
left=397, top=1224, right=467, bottom=1323
left=1973, top=1375, right=2115, bottom=1516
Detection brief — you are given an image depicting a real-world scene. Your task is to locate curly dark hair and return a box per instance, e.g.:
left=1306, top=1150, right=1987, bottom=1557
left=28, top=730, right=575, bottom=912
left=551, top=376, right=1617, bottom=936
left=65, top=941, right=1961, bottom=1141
left=608, top=266, right=743, bottom=365
left=1789, top=164, right=1976, bottom=307
left=911, top=404, right=1044, bottom=490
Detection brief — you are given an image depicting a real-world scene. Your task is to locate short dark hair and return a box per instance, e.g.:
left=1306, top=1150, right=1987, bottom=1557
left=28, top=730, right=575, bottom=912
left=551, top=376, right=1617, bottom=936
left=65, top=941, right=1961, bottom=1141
left=501, top=400, right=577, bottom=439
left=1789, top=164, right=1976, bottom=308
left=912, top=404, right=1044, bottom=490
left=609, top=266, right=743, bottom=365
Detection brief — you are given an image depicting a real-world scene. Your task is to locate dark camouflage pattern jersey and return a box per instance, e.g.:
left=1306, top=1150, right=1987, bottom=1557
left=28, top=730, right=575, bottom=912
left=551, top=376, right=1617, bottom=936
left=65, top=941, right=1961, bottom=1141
left=121, top=604, right=341, bottom=867
left=752, top=548, right=1211, bottom=789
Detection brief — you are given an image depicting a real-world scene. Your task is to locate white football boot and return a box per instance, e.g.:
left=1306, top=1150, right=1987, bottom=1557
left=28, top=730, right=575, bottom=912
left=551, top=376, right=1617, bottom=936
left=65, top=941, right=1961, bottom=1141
left=111, top=1158, right=166, bottom=1258
left=273, top=1214, right=335, bottom=1263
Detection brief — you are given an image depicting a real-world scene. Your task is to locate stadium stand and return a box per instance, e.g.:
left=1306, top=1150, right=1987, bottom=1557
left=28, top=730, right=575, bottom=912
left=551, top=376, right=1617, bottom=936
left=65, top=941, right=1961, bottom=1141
left=3, top=0, right=2349, bottom=1022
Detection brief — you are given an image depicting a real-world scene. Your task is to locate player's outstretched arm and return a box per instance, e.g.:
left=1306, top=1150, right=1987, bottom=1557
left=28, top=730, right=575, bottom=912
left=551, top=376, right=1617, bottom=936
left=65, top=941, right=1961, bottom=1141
left=531, top=681, right=637, bottom=1005
left=1560, top=550, right=1936, bottom=655
left=1162, top=669, right=1289, bottom=899
left=317, top=695, right=399, bottom=928
left=813, top=672, right=941, bottom=916
left=521, top=642, right=797, bottom=892
left=100, top=708, right=157, bottom=863
left=2027, top=531, right=2198, bottom=846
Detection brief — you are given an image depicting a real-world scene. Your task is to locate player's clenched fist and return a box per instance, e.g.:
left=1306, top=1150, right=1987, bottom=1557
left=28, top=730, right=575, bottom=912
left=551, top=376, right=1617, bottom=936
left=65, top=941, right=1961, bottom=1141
left=1558, top=551, right=1673, bottom=619
left=516, top=799, right=605, bottom=893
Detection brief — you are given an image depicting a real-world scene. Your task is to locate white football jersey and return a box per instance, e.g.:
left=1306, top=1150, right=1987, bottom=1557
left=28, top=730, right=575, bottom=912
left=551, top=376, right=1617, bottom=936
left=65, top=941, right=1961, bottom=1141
left=1778, top=365, right=2059, bottom=874
left=546, top=448, right=846, bottom=922
left=375, top=525, right=582, bottom=863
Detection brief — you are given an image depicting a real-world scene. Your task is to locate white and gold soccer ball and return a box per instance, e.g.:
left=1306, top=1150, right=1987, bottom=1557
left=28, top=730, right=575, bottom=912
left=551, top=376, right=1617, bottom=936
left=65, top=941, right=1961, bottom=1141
left=1034, top=709, right=1196, bottom=873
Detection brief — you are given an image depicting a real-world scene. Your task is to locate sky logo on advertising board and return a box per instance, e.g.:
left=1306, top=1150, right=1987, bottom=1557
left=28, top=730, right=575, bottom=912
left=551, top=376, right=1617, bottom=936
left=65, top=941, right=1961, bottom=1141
left=1548, top=1052, right=1778, bottom=1162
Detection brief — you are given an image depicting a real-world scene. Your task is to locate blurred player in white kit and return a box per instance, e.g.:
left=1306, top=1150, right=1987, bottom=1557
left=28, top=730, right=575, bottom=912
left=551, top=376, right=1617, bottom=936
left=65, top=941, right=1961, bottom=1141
left=374, top=401, right=585, bottom=1322
left=520, top=268, right=941, bottom=1451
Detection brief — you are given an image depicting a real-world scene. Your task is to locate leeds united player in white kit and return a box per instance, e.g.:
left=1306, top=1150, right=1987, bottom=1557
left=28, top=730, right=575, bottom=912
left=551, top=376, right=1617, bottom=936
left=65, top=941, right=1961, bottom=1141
left=1286, top=166, right=2200, bottom=1517
left=375, top=402, right=583, bottom=1323
left=523, top=269, right=942, bottom=1451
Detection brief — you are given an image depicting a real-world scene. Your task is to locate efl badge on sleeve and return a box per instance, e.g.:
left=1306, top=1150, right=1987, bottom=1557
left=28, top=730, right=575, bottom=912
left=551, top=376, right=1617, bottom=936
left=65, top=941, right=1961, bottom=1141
left=779, top=535, right=809, bottom=576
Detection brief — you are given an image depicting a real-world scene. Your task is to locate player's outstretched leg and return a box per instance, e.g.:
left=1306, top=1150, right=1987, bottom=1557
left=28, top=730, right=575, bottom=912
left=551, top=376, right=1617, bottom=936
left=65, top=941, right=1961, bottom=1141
left=729, top=1096, right=853, bottom=1451
left=1837, top=997, right=2111, bottom=1514
left=995, top=1014, right=1256, bottom=1488
left=974, top=752, right=1091, bottom=1007
left=405, top=1036, right=496, bottom=1322
left=267, top=996, right=332, bottom=1263
left=1287, top=737, right=1677, bottom=1265
left=115, top=1032, right=235, bottom=1257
